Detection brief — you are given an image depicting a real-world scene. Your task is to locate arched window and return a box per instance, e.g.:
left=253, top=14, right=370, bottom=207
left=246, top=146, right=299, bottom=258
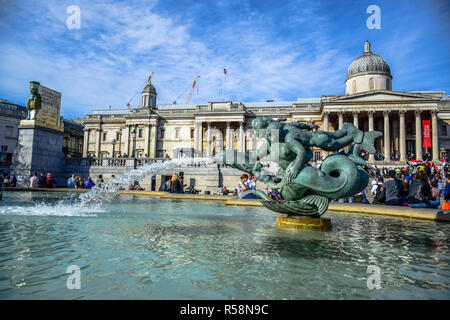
left=369, top=78, right=375, bottom=91
left=386, top=78, right=391, bottom=90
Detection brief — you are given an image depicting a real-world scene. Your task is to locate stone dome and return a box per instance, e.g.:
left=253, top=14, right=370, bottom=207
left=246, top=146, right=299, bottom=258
left=142, top=82, right=157, bottom=94
left=346, top=41, right=392, bottom=81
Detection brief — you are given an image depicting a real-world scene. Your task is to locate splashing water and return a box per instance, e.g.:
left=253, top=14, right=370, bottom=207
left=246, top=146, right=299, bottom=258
left=226, top=190, right=259, bottom=216
left=79, top=157, right=216, bottom=204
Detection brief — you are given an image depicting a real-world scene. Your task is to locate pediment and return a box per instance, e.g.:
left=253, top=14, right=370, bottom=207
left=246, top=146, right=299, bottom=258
left=327, top=90, right=440, bottom=104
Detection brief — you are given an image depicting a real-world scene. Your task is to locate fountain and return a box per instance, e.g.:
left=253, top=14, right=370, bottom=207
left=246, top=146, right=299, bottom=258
left=79, top=157, right=215, bottom=204
left=216, top=116, right=382, bottom=230
left=77, top=116, right=381, bottom=230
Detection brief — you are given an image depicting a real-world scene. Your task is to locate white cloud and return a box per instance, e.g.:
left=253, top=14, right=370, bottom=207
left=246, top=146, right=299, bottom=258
left=0, top=0, right=353, bottom=118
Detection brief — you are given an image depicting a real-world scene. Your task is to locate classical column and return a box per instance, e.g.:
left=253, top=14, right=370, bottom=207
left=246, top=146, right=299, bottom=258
left=322, top=112, right=329, bottom=131
left=206, top=122, right=212, bottom=156
left=150, top=124, right=157, bottom=158
left=399, top=110, right=406, bottom=162
left=194, top=121, right=202, bottom=156
left=124, top=125, right=131, bottom=157
left=193, top=121, right=198, bottom=152
left=353, top=111, right=359, bottom=128
left=392, top=117, right=399, bottom=156
left=384, top=111, right=390, bottom=161
left=338, top=112, right=344, bottom=130
left=226, top=122, right=231, bottom=150
left=144, top=125, right=150, bottom=157
left=96, top=128, right=102, bottom=158
left=415, top=110, right=422, bottom=160
left=83, top=128, right=90, bottom=157
left=239, top=121, right=245, bottom=152
left=432, top=110, right=439, bottom=161
left=368, top=111, right=374, bottom=162
left=322, top=112, right=329, bottom=159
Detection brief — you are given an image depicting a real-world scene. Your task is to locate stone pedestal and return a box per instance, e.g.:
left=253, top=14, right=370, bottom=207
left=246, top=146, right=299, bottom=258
left=276, top=216, right=331, bottom=230
left=10, top=121, right=65, bottom=187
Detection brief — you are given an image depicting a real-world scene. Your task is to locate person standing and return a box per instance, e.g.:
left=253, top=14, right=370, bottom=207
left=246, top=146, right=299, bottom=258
left=38, top=172, right=46, bottom=188
left=3, top=175, right=10, bottom=187
left=178, top=176, right=184, bottom=193
left=45, top=173, right=56, bottom=188
left=85, top=177, right=95, bottom=189
left=76, top=176, right=84, bottom=189
left=96, top=175, right=104, bottom=187
left=67, top=174, right=77, bottom=188
left=29, top=172, right=39, bottom=188
left=381, top=170, right=404, bottom=206
left=169, top=173, right=182, bottom=193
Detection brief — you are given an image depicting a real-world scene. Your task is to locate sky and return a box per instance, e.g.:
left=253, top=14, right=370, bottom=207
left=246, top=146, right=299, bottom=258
left=0, top=0, right=449, bottom=119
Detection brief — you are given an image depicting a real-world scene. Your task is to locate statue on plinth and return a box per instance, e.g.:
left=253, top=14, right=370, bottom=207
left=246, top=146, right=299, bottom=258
left=25, top=81, right=42, bottom=120
left=217, top=116, right=382, bottom=218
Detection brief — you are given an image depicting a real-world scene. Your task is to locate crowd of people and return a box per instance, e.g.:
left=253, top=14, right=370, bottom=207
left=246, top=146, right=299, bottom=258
left=66, top=173, right=97, bottom=189
left=27, top=172, right=57, bottom=188
left=160, top=173, right=187, bottom=193
left=360, top=163, right=450, bottom=208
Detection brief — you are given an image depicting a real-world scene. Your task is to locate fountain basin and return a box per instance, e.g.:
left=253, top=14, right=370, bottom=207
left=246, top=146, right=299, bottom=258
left=0, top=191, right=449, bottom=299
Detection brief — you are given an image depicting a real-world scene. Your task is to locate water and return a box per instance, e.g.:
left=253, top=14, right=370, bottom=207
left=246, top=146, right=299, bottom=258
left=0, top=191, right=449, bottom=299
left=80, top=157, right=215, bottom=204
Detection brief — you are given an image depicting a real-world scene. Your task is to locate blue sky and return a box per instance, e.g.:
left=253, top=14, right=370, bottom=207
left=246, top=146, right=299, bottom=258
left=0, top=0, right=449, bottom=118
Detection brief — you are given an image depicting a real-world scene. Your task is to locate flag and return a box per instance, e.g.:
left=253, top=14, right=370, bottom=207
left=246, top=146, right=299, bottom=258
left=223, top=68, right=227, bottom=75
left=410, top=159, right=424, bottom=166
left=422, top=120, right=431, bottom=148
left=431, top=162, right=439, bottom=171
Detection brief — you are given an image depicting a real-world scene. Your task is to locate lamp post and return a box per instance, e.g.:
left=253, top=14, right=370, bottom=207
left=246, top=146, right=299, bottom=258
left=131, top=128, right=136, bottom=158
left=118, top=129, right=122, bottom=155
left=111, top=139, right=117, bottom=158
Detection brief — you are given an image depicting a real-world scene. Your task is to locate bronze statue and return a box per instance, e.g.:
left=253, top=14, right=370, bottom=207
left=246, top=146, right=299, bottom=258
left=217, top=117, right=382, bottom=217
left=26, top=81, right=42, bottom=120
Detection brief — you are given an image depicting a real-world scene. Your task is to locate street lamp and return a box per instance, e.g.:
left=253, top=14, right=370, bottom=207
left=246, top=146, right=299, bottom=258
left=118, top=128, right=122, bottom=155
left=111, top=139, right=117, bottom=158
left=131, top=128, right=136, bottom=158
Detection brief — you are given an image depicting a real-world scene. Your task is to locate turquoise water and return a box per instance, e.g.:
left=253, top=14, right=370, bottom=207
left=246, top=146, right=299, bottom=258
left=0, top=191, right=449, bottom=299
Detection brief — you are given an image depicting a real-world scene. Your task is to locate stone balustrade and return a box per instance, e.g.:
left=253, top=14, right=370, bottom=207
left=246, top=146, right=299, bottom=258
left=65, top=157, right=215, bottom=169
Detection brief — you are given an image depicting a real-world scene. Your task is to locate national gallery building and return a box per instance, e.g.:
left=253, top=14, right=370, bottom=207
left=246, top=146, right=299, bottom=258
left=83, top=41, right=450, bottom=165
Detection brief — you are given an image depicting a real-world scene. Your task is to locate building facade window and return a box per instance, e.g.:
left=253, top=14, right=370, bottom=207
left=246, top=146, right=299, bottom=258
left=352, top=80, right=356, bottom=94
left=386, top=78, right=391, bottom=90
left=138, top=129, right=143, bottom=138
left=407, top=122, right=413, bottom=134
left=103, top=132, right=107, bottom=141
left=160, top=128, right=165, bottom=139
left=442, top=125, right=447, bottom=136
left=369, top=78, right=375, bottom=91
left=175, top=127, right=180, bottom=139
left=190, top=128, right=194, bottom=139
